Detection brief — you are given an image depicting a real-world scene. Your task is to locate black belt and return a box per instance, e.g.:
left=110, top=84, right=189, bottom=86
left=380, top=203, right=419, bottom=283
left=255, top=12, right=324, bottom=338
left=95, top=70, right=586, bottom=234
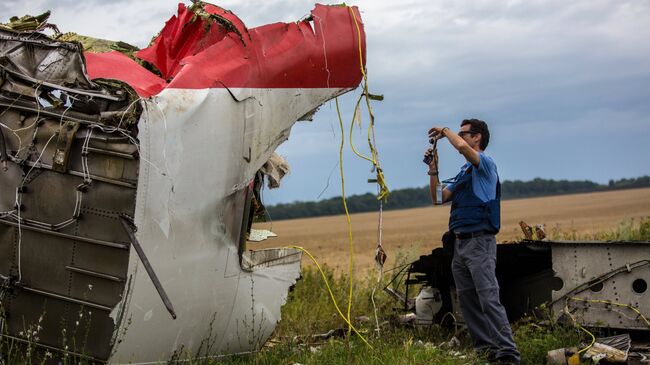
left=455, top=230, right=493, bottom=240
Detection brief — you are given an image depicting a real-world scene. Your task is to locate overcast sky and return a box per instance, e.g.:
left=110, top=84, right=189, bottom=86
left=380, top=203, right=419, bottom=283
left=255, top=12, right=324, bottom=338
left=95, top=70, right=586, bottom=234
left=3, top=0, right=649, bottom=204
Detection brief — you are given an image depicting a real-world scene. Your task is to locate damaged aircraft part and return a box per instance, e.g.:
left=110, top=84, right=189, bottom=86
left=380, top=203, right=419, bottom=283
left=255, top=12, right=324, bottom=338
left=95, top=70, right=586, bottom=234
left=248, top=229, right=278, bottom=242
left=260, top=153, right=290, bottom=189
left=1, top=2, right=366, bottom=364
left=119, top=216, right=176, bottom=320
left=404, top=240, right=650, bottom=331
left=0, top=23, right=141, bottom=362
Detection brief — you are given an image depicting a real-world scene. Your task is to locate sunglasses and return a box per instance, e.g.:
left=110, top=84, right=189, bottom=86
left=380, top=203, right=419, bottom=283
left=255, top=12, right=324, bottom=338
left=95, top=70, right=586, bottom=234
left=458, top=131, right=477, bottom=137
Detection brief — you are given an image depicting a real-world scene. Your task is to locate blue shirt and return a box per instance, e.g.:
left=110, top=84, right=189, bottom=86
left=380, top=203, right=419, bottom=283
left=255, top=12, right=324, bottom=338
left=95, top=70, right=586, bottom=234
left=446, top=153, right=498, bottom=203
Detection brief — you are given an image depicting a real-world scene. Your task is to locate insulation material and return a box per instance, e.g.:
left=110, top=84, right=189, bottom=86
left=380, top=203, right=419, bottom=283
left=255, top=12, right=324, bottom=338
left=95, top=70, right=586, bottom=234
left=261, top=153, right=290, bottom=189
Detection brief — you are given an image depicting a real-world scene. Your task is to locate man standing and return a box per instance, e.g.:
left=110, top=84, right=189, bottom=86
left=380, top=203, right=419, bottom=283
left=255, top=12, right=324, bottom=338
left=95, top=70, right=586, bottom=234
left=425, top=119, right=520, bottom=365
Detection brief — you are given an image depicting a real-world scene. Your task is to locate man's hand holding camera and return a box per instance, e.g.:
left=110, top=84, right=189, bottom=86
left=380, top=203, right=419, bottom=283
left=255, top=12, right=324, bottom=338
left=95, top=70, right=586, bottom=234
left=423, top=126, right=448, bottom=176
left=424, top=147, right=439, bottom=176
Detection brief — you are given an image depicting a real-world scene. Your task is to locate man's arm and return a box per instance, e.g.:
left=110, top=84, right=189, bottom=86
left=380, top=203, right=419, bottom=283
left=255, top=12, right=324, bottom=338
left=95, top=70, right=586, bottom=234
left=429, top=127, right=480, bottom=167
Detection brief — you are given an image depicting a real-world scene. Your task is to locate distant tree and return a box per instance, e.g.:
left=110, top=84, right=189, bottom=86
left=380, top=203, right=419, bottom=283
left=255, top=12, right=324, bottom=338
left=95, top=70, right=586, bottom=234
left=265, top=176, right=650, bottom=220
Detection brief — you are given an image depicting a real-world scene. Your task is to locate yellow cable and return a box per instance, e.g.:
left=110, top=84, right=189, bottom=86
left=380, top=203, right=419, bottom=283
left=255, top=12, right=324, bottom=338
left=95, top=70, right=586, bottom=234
left=348, top=94, right=374, bottom=164
left=568, top=297, right=650, bottom=328
left=349, top=7, right=367, bottom=81
left=348, top=7, right=389, bottom=202
left=576, top=322, right=596, bottom=355
left=313, top=6, right=391, bottom=341
left=335, top=97, right=355, bottom=336
left=563, top=298, right=596, bottom=355
left=287, top=245, right=373, bottom=349
left=565, top=296, right=650, bottom=355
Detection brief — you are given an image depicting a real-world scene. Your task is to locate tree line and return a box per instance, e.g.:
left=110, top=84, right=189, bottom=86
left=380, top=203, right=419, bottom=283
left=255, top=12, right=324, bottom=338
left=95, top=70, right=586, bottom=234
left=265, top=176, right=650, bottom=220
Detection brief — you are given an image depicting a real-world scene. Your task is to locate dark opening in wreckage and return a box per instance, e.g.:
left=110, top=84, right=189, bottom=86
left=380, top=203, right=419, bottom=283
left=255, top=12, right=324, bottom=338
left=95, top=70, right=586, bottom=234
left=0, top=2, right=365, bottom=363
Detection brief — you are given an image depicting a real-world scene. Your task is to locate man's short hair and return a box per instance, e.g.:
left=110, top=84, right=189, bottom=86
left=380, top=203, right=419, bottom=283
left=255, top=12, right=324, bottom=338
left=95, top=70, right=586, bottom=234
left=461, top=118, right=490, bottom=150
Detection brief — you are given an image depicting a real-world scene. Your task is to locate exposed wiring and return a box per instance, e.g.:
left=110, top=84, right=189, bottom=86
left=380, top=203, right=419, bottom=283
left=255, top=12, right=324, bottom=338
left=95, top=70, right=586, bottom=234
left=347, top=7, right=389, bottom=203
left=440, top=311, right=458, bottom=326
left=568, top=296, right=650, bottom=328
left=331, top=6, right=389, bottom=338
left=16, top=132, right=57, bottom=283
left=316, top=160, right=339, bottom=200
left=370, top=197, right=384, bottom=337
left=346, top=10, right=389, bottom=337
left=254, top=5, right=387, bottom=347
left=562, top=294, right=650, bottom=355
left=287, top=245, right=373, bottom=349
left=563, top=297, right=596, bottom=355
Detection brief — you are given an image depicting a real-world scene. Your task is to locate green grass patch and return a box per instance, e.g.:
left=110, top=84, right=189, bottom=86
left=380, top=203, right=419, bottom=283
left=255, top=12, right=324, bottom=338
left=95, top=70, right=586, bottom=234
left=3, top=218, right=648, bottom=364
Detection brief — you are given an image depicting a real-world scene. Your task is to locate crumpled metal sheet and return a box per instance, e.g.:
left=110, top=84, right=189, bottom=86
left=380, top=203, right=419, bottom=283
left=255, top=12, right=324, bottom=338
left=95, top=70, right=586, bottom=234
left=584, top=334, right=631, bottom=363
left=84, top=3, right=365, bottom=96
left=0, top=32, right=94, bottom=88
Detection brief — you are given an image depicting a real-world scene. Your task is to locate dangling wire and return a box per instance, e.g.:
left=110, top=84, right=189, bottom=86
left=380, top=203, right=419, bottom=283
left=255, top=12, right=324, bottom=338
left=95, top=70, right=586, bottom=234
left=287, top=245, right=373, bottom=349
left=275, top=6, right=389, bottom=344
left=330, top=6, right=391, bottom=337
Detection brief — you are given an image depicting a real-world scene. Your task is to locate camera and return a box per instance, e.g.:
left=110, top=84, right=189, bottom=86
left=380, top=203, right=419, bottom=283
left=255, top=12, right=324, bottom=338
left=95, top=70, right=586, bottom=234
left=422, top=137, right=436, bottom=165
left=423, top=151, right=433, bottom=165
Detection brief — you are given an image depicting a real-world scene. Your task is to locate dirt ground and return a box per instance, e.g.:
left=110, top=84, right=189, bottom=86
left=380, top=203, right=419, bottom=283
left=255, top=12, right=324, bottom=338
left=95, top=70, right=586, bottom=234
left=252, top=187, right=650, bottom=272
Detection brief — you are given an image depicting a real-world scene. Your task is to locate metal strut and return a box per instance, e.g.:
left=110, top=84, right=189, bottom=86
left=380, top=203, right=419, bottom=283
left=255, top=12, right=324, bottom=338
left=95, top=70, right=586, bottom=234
left=119, top=216, right=177, bottom=320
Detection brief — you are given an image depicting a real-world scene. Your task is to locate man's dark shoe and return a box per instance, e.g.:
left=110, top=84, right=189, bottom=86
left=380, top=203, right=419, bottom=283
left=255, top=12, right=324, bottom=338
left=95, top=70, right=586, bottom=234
left=477, top=347, right=498, bottom=363
left=491, top=354, right=520, bottom=365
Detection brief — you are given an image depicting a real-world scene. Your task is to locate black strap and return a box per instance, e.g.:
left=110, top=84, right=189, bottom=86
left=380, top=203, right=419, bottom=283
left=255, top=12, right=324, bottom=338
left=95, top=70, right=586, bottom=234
left=496, top=177, right=501, bottom=198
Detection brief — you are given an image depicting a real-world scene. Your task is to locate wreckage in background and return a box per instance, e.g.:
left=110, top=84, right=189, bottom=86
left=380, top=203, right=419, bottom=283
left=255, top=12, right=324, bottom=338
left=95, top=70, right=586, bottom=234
left=403, top=238, right=650, bottom=331
left=0, top=2, right=365, bottom=363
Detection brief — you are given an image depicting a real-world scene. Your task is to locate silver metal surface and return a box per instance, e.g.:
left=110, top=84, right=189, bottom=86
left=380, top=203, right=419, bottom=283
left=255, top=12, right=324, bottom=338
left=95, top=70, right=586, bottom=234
left=550, top=242, right=650, bottom=330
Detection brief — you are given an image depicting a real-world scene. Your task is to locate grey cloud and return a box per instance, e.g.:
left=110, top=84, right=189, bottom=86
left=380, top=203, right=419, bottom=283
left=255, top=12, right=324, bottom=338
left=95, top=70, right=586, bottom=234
left=3, top=0, right=649, bottom=203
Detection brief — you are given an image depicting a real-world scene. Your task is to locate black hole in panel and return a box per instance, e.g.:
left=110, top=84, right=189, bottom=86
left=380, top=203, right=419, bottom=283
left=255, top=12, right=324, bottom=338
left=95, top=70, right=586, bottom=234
left=589, top=282, right=604, bottom=293
left=633, top=279, right=647, bottom=294
left=551, top=277, right=564, bottom=291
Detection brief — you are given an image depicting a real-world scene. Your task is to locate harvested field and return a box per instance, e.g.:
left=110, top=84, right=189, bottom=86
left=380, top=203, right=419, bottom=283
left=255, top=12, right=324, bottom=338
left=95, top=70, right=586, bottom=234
left=253, top=187, right=650, bottom=272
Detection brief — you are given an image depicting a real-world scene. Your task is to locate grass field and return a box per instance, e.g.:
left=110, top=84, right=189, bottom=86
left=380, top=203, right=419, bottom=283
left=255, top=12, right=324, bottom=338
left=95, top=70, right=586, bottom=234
left=252, top=187, right=650, bottom=271
left=4, top=189, right=649, bottom=364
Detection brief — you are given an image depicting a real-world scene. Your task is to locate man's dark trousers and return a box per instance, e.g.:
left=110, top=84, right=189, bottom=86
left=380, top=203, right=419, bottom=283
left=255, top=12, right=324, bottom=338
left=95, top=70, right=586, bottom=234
left=451, top=234, right=520, bottom=362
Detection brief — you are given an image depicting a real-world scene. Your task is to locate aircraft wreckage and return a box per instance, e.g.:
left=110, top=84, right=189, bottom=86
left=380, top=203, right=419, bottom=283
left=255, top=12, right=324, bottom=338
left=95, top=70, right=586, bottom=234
left=0, top=2, right=366, bottom=363
left=401, top=238, right=650, bottom=332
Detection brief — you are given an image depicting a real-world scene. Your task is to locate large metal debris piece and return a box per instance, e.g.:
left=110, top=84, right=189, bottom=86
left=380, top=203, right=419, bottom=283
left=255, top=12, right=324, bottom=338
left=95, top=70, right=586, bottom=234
left=404, top=240, right=650, bottom=331
left=0, top=23, right=141, bottom=362
left=0, top=2, right=366, bottom=363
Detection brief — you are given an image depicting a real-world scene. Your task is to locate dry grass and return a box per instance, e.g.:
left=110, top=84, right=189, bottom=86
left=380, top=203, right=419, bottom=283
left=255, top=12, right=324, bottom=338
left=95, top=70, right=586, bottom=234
left=252, top=187, right=650, bottom=272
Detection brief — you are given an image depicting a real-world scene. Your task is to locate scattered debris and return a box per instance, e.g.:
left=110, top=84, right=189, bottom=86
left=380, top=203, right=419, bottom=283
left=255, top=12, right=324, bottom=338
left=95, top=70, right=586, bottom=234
left=401, top=239, right=650, bottom=331
left=584, top=342, right=628, bottom=363
left=248, top=229, right=278, bottom=242
left=396, top=312, right=417, bottom=325
left=548, top=335, right=632, bottom=364
left=519, top=221, right=547, bottom=240
left=547, top=347, right=580, bottom=365
left=415, top=286, right=442, bottom=325
left=311, top=328, right=347, bottom=341
left=412, top=340, right=437, bottom=350
left=439, top=336, right=461, bottom=350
